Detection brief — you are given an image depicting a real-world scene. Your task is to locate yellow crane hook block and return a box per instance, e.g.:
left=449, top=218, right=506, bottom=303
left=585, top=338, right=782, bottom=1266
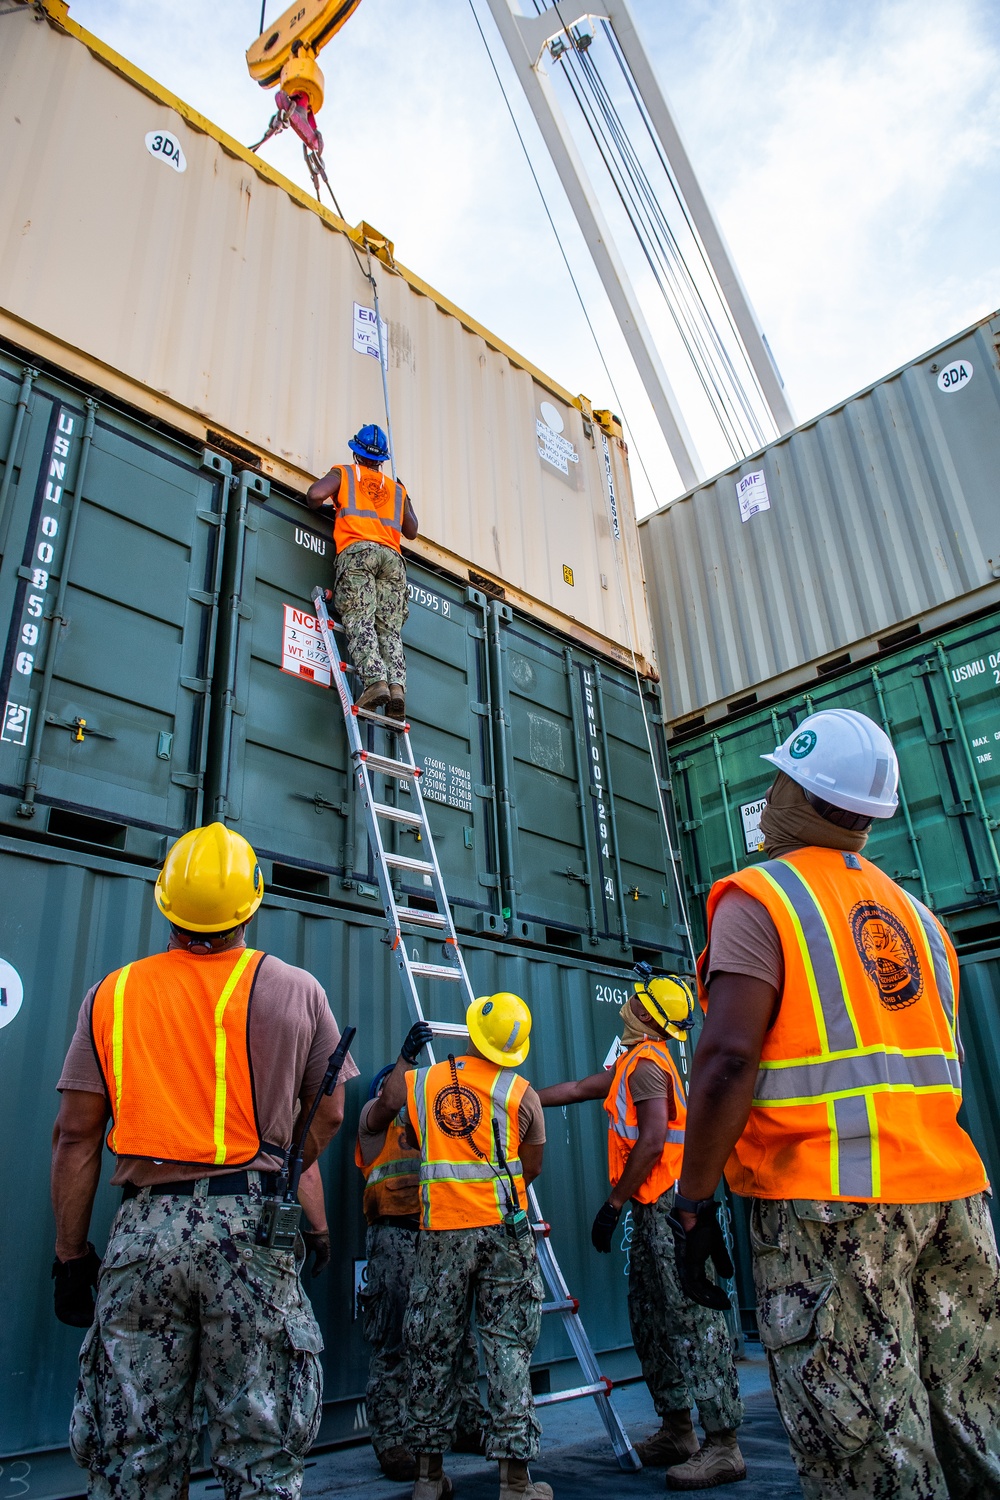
left=247, top=0, right=364, bottom=91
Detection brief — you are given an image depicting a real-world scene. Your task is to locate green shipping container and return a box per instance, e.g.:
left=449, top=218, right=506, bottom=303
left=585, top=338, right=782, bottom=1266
left=206, top=476, right=685, bottom=964
left=1, top=834, right=684, bottom=1482
left=0, top=349, right=229, bottom=856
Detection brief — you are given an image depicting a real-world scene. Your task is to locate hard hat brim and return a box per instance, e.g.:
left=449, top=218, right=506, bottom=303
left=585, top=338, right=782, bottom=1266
left=467, top=1027, right=530, bottom=1068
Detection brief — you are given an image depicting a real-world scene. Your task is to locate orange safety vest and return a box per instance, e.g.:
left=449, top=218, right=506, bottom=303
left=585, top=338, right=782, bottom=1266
left=90, top=947, right=267, bottom=1167
left=332, top=464, right=406, bottom=555
left=354, top=1109, right=420, bottom=1224
left=605, top=1040, right=686, bottom=1205
left=406, top=1055, right=529, bottom=1230
left=698, top=848, right=988, bottom=1203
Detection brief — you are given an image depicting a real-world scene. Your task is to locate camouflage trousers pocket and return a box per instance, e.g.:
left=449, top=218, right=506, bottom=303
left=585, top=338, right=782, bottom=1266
left=758, top=1276, right=876, bottom=1463
left=69, top=1323, right=104, bottom=1469
left=282, top=1311, right=324, bottom=1458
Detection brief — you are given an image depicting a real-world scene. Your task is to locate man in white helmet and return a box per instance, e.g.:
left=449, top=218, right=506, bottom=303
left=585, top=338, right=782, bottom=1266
left=672, top=710, right=1000, bottom=1498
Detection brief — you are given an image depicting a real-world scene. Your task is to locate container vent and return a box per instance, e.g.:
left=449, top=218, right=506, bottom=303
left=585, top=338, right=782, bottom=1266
left=726, top=693, right=758, bottom=715
left=877, top=624, right=922, bottom=653
left=816, top=653, right=852, bottom=677
left=467, top=570, right=506, bottom=602
left=47, top=808, right=127, bottom=850
left=270, top=863, right=330, bottom=897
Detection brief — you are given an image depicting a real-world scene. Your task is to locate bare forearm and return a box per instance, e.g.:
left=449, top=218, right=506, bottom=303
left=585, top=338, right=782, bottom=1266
left=608, top=1138, right=661, bottom=1209
left=301, top=1085, right=345, bottom=1169
left=51, top=1131, right=103, bottom=1260
left=678, top=1048, right=757, bottom=1202
left=537, top=1071, right=611, bottom=1108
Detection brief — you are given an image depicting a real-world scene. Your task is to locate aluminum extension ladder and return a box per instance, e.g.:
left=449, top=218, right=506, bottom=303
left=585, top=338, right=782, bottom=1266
left=311, top=587, right=640, bottom=1471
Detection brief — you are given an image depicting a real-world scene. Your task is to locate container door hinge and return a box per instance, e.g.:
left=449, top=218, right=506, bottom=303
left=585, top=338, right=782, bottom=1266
left=180, top=676, right=211, bottom=694
left=965, top=878, right=997, bottom=895
left=200, top=450, right=233, bottom=478
left=681, top=818, right=702, bottom=832
left=561, top=866, right=591, bottom=885
left=188, top=589, right=217, bottom=606
left=171, top=771, right=204, bottom=788
left=659, top=777, right=672, bottom=792
left=196, top=508, right=224, bottom=527
left=478, top=873, right=500, bottom=889
left=475, top=783, right=495, bottom=800
left=928, top=728, right=954, bottom=744
left=692, top=882, right=711, bottom=895
left=911, top=660, right=938, bottom=677
left=945, top=801, right=972, bottom=817
left=470, top=702, right=489, bottom=716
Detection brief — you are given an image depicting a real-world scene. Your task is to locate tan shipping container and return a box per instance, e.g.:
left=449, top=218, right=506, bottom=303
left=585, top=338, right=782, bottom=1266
left=0, top=4, right=656, bottom=675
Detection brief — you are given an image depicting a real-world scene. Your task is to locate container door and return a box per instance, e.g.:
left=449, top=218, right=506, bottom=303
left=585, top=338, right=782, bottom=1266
left=0, top=357, right=228, bottom=856
left=207, top=485, right=499, bottom=927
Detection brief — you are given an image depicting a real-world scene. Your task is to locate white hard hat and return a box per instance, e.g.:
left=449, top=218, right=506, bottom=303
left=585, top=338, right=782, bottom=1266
left=762, top=709, right=899, bottom=820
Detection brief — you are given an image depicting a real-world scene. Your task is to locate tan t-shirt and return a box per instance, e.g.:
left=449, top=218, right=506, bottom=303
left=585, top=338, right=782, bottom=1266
left=628, top=1057, right=676, bottom=1113
left=702, top=885, right=784, bottom=992
left=57, top=950, right=359, bottom=1187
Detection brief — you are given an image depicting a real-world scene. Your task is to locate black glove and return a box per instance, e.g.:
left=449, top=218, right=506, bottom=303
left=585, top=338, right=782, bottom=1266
left=667, top=1197, right=734, bottom=1311
left=591, top=1199, right=622, bottom=1253
left=301, top=1229, right=331, bottom=1278
left=401, top=1021, right=434, bottom=1064
left=52, top=1244, right=101, bottom=1327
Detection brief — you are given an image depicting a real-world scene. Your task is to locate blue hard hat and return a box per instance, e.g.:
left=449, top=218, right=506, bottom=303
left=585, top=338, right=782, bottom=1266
left=349, top=424, right=390, bottom=462
left=369, top=1064, right=395, bottom=1100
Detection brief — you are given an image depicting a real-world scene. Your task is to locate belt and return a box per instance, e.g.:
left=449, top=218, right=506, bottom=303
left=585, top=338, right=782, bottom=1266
left=122, top=1169, right=280, bottom=1202
left=370, top=1214, right=420, bottom=1231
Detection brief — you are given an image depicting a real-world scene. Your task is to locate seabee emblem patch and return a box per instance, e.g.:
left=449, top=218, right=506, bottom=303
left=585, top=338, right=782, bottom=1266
left=433, top=1082, right=482, bottom=1138
left=850, top=901, right=923, bottom=1011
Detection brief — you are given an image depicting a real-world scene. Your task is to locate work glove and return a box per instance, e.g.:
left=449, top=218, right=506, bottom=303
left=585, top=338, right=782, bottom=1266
left=401, top=1021, right=435, bottom=1064
left=52, top=1243, right=101, bottom=1327
left=301, top=1229, right=331, bottom=1278
left=591, top=1199, right=622, bottom=1254
left=667, top=1197, right=734, bottom=1311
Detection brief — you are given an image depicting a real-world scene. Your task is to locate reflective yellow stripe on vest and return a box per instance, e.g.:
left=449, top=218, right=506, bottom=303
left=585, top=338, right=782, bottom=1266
left=611, top=1047, right=685, bottom=1144
left=752, top=860, right=961, bottom=1199
left=211, top=948, right=258, bottom=1165
left=110, top=963, right=132, bottom=1151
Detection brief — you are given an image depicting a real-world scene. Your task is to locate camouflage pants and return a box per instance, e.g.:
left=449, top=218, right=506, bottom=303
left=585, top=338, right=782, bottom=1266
left=404, top=1224, right=544, bottom=1460
left=70, top=1186, right=324, bottom=1500
left=751, top=1193, right=1000, bottom=1499
left=334, top=541, right=408, bottom=690
left=629, top=1191, right=744, bottom=1433
left=362, top=1223, right=488, bottom=1453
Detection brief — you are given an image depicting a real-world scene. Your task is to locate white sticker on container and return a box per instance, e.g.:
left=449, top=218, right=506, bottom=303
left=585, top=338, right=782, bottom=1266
left=539, top=400, right=565, bottom=433
left=353, top=303, right=388, bottom=367
left=281, top=604, right=331, bottom=687
left=736, top=470, right=770, bottom=523
left=537, top=415, right=579, bottom=474
left=145, top=130, right=186, bottom=173
left=937, top=359, right=973, bottom=393
left=0, top=959, right=24, bottom=1030
left=740, top=798, right=767, bottom=854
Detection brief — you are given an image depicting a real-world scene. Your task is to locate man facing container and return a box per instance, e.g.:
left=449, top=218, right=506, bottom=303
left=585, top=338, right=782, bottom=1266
left=50, top=823, right=358, bottom=1500
left=673, top=710, right=1000, bottom=1498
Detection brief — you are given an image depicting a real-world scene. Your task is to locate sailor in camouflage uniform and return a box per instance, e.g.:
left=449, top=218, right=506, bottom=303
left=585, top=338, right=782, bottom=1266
left=356, top=1035, right=490, bottom=1482
left=307, top=423, right=418, bottom=718
left=50, top=824, right=357, bottom=1500
left=676, top=711, right=1000, bottom=1499
left=537, top=974, right=745, bottom=1489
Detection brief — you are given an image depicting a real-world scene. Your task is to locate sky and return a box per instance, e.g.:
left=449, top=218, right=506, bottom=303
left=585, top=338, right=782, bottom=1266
left=69, top=0, right=1000, bottom=512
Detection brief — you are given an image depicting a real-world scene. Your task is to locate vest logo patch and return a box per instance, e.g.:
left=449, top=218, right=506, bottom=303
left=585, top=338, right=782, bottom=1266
left=433, top=1083, right=482, bottom=1138
left=850, top=901, right=923, bottom=1010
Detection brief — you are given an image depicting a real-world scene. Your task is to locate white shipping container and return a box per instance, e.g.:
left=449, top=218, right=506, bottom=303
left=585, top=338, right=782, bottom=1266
left=640, top=311, right=1000, bottom=725
left=0, top=5, right=655, bottom=674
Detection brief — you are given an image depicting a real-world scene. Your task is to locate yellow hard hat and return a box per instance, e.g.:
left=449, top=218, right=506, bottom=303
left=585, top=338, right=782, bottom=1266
left=155, top=823, right=264, bottom=933
left=633, top=973, right=695, bottom=1042
left=467, top=992, right=532, bottom=1067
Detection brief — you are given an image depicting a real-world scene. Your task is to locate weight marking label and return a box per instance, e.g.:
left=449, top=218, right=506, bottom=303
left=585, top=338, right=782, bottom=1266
left=421, top=756, right=472, bottom=812
left=281, top=604, right=331, bottom=687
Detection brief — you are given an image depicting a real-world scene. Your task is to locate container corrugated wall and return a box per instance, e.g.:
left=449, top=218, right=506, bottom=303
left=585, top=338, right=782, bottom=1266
left=0, top=10, right=655, bottom=673
left=640, top=311, right=1000, bottom=725
left=1, top=836, right=665, bottom=1466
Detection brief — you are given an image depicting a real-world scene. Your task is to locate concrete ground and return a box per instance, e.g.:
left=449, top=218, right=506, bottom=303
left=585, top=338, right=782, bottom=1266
left=290, top=1349, right=803, bottom=1499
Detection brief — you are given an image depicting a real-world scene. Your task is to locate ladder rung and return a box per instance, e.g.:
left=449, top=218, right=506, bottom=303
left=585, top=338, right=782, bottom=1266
left=396, top=906, right=447, bottom=928
left=385, top=852, right=435, bottom=874
left=426, top=1021, right=469, bottom=1036
left=359, top=751, right=417, bottom=779
left=542, top=1296, right=580, bottom=1315
left=371, top=801, right=424, bottom=827
left=534, top=1379, right=612, bottom=1408
left=409, top=962, right=465, bottom=981
left=354, top=705, right=408, bottom=731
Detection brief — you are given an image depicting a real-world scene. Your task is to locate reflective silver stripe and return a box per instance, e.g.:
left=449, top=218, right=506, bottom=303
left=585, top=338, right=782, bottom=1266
left=421, top=1159, right=523, bottom=1182
left=665, top=1128, right=686, bottom=1144
left=412, top=1069, right=428, bottom=1143
left=339, top=465, right=404, bottom=533
left=761, top=860, right=859, bottom=1052
left=755, top=1049, right=961, bottom=1102
left=367, top=1157, right=419, bottom=1185
left=904, top=893, right=958, bottom=1037
left=834, top=1095, right=873, bottom=1197
left=611, top=1043, right=677, bottom=1142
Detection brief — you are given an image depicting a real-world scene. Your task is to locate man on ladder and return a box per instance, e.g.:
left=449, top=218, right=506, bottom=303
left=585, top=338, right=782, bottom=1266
left=356, top=1025, right=491, bottom=1481
left=306, top=423, right=418, bottom=717
left=536, top=972, right=746, bottom=1490
left=402, top=993, right=552, bottom=1500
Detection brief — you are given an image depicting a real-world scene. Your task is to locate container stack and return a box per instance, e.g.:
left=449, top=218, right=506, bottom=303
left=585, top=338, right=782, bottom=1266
left=0, top=8, right=688, bottom=1482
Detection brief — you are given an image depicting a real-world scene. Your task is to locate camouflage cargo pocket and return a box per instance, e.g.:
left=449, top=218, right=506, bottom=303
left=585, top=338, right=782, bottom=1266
left=282, top=1308, right=324, bottom=1458
left=69, top=1323, right=104, bottom=1469
left=758, top=1276, right=876, bottom=1463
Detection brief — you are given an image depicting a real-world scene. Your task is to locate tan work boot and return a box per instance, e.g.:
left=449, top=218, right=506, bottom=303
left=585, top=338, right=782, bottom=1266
left=498, top=1458, right=553, bottom=1498
left=376, top=1443, right=416, bottom=1481
left=357, top=680, right=390, bottom=712
left=387, top=684, right=405, bottom=719
left=634, top=1408, right=699, bottom=1466
left=412, top=1453, right=452, bottom=1499
left=665, top=1430, right=747, bottom=1489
